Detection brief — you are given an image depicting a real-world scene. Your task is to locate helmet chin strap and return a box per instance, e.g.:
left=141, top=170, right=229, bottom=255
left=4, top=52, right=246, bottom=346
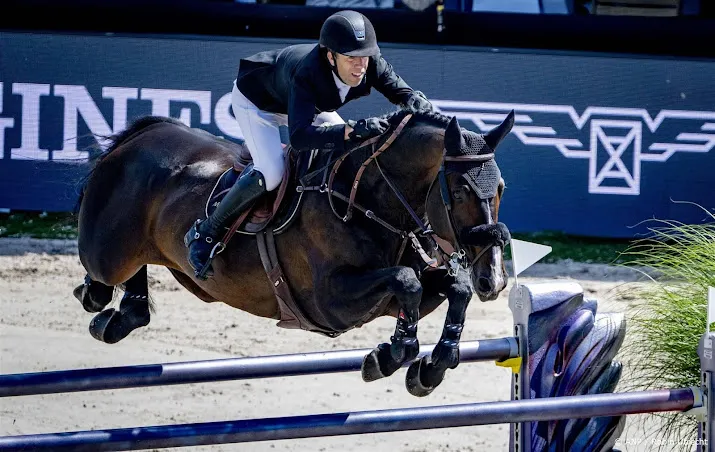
left=328, top=50, right=350, bottom=85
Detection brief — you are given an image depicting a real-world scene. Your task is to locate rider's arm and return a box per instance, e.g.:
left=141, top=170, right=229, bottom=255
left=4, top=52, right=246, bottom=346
left=371, top=55, right=415, bottom=105
left=289, top=78, right=349, bottom=152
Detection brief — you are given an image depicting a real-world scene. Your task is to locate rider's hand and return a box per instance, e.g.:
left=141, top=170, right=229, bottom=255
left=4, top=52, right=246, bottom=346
left=347, top=118, right=390, bottom=140
left=404, top=91, right=433, bottom=112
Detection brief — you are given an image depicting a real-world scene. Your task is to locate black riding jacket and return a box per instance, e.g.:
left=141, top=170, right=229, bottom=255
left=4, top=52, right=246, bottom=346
left=235, top=43, right=415, bottom=153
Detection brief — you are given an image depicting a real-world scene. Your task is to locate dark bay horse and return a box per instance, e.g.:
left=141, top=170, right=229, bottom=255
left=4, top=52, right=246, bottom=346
left=73, top=108, right=514, bottom=396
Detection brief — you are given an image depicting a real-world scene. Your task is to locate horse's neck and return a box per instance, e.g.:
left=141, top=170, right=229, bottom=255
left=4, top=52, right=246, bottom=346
left=343, top=142, right=440, bottom=231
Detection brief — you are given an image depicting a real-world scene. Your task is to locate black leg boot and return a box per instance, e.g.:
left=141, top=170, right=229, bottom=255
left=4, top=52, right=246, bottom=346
left=184, top=169, right=267, bottom=280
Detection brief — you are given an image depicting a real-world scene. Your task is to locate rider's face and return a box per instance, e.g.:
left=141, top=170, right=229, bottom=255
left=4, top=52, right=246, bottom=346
left=329, top=52, right=369, bottom=87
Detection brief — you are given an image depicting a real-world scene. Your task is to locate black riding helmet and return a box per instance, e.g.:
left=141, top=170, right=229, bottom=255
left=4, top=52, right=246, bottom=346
left=319, top=10, right=380, bottom=57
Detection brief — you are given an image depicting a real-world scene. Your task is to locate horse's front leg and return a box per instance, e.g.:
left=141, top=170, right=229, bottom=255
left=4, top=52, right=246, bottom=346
left=326, top=266, right=423, bottom=383
left=406, top=269, right=472, bottom=397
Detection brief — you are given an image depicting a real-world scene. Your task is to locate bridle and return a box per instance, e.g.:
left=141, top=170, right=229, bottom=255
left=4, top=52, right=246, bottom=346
left=427, top=153, right=500, bottom=276
left=299, top=113, right=506, bottom=276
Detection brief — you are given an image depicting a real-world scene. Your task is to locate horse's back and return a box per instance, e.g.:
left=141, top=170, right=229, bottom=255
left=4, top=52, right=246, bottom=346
left=78, top=118, right=243, bottom=284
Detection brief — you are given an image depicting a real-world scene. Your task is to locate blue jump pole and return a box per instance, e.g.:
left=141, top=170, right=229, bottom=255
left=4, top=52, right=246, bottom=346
left=0, top=338, right=516, bottom=397
left=0, top=388, right=697, bottom=452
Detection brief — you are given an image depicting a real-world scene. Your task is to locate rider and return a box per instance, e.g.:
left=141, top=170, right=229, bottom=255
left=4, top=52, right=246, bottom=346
left=185, top=9, right=434, bottom=279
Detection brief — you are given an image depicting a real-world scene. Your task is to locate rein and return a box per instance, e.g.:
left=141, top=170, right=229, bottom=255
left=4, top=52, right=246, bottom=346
left=326, top=114, right=413, bottom=223
left=300, top=114, right=428, bottom=266
left=299, top=112, right=499, bottom=272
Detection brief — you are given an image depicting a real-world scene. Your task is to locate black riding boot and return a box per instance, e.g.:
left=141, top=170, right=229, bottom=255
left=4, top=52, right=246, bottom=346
left=184, top=169, right=267, bottom=280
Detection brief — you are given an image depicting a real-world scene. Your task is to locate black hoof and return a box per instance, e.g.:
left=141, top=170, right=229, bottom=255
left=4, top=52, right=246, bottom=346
left=88, top=305, right=149, bottom=344
left=72, top=283, right=83, bottom=301
left=361, top=345, right=388, bottom=382
left=89, top=309, right=123, bottom=343
left=73, top=283, right=89, bottom=308
left=405, top=357, right=439, bottom=397
left=74, top=276, right=114, bottom=313
left=74, top=283, right=109, bottom=313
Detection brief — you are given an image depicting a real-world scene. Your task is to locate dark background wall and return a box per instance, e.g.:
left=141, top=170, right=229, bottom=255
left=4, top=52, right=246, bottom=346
left=2, top=0, right=714, bottom=57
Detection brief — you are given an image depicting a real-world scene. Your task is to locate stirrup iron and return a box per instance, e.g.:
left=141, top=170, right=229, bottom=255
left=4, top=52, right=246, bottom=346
left=194, top=241, right=226, bottom=280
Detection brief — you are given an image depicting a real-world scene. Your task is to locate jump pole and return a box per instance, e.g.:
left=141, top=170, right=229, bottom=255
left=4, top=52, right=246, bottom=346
left=0, top=338, right=516, bottom=397
left=0, top=387, right=698, bottom=452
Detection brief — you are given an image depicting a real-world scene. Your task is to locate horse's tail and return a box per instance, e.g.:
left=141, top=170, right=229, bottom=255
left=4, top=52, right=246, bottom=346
left=73, top=116, right=187, bottom=215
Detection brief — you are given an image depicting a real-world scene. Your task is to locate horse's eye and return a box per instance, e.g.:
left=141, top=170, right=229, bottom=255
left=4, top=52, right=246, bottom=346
left=452, top=185, right=469, bottom=201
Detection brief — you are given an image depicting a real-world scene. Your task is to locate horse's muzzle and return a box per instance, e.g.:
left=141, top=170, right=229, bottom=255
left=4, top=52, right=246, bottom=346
left=460, top=222, right=511, bottom=248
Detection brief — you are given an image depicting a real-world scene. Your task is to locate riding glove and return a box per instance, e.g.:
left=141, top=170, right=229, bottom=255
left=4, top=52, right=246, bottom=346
left=404, top=91, right=433, bottom=112
left=348, top=117, right=390, bottom=140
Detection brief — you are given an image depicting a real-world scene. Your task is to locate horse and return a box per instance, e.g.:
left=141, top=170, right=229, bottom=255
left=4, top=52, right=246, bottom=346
left=72, top=107, right=514, bottom=397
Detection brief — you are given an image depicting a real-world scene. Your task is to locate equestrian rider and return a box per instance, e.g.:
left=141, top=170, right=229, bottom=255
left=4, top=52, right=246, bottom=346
left=185, top=9, right=434, bottom=279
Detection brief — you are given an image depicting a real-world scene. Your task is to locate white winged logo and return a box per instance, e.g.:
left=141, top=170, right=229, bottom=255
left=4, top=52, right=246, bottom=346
left=432, top=100, right=715, bottom=195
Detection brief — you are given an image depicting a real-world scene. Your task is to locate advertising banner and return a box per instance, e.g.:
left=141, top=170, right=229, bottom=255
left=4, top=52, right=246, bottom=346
left=1, top=31, right=713, bottom=237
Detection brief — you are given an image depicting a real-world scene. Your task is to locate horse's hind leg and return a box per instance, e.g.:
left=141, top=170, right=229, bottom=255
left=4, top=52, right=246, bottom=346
left=89, top=265, right=151, bottom=344
left=73, top=274, right=115, bottom=313
left=405, top=270, right=473, bottom=397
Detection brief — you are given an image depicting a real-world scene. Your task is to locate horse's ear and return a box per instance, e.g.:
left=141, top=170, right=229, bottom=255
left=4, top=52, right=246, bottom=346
left=444, top=116, right=464, bottom=155
left=484, top=110, right=515, bottom=150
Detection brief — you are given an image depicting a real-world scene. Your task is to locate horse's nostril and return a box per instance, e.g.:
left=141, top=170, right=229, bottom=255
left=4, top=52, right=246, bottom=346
left=478, top=276, right=493, bottom=293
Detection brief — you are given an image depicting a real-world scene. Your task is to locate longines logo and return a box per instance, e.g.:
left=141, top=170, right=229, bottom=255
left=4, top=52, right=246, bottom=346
left=433, top=100, right=715, bottom=196
left=2, top=83, right=714, bottom=198
left=0, top=82, right=242, bottom=162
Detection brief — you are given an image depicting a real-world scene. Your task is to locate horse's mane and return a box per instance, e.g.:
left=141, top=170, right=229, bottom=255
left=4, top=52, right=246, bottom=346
left=365, top=108, right=454, bottom=159
left=379, top=107, right=453, bottom=129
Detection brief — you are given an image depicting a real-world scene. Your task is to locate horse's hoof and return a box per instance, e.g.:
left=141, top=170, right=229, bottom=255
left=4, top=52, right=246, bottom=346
left=74, top=284, right=104, bottom=313
left=89, top=309, right=127, bottom=344
left=73, top=283, right=84, bottom=301
left=405, top=357, right=437, bottom=397
left=74, top=277, right=114, bottom=313
left=73, top=283, right=87, bottom=305
left=361, top=346, right=388, bottom=382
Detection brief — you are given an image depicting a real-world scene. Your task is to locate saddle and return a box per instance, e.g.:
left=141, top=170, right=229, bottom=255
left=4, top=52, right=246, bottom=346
left=204, top=143, right=314, bottom=236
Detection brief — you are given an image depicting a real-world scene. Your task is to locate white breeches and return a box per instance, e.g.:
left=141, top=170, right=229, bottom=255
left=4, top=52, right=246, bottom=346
left=231, top=82, right=344, bottom=191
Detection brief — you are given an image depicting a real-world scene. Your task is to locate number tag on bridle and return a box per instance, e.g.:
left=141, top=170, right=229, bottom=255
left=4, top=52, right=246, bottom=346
left=447, top=249, right=466, bottom=276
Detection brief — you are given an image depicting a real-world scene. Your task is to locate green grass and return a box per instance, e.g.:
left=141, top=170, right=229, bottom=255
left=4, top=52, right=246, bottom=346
left=0, top=210, right=636, bottom=264
left=508, top=231, right=634, bottom=264
left=614, top=208, right=715, bottom=450
left=0, top=211, right=78, bottom=239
